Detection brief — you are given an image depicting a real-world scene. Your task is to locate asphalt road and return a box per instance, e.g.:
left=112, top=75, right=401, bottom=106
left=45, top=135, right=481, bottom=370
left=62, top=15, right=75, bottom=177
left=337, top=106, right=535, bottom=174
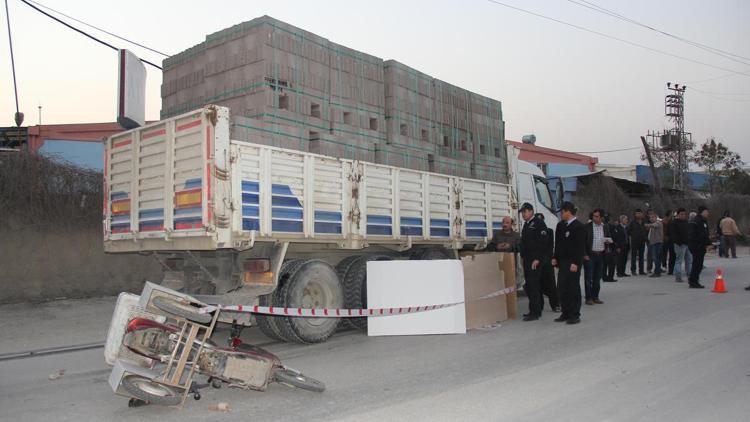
left=1, top=253, right=748, bottom=421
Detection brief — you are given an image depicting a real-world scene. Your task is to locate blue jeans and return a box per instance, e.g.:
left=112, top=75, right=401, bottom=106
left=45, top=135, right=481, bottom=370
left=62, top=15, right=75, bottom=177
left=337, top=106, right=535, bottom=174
left=584, top=253, right=604, bottom=300
left=673, top=244, right=688, bottom=278
left=650, top=243, right=662, bottom=275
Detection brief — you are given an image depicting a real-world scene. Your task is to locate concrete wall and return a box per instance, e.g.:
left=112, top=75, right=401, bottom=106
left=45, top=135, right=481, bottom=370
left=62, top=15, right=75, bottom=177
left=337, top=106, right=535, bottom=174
left=0, top=228, right=163, bottom=304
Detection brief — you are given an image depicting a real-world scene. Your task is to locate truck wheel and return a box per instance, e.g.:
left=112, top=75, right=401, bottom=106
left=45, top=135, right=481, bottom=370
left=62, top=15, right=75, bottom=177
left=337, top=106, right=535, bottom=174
left=256, top=260, right=301, bottom=342
left=120, top=375, right=183, bottom=406
left=152, top=296, right=212, bottom=324
left=343, top=255, right=392, bottom=330
left=277, top=260, right=343, bottom=344
left=410, top=247, right=454, bottom=260
left=335, top=255, right=364, bottom=329
left=268, top=260, right=308, bottom=344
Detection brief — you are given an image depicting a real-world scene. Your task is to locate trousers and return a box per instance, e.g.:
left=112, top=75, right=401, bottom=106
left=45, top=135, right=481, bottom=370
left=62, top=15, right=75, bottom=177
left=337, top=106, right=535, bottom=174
left=523, top=261, right=543, bottom=317
left=557, top=259, right=582, bottom=320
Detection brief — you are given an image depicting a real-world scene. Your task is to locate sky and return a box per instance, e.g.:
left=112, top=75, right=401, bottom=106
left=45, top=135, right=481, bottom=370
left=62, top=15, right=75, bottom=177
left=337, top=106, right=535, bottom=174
left=1, top=0, right=749, bottom=166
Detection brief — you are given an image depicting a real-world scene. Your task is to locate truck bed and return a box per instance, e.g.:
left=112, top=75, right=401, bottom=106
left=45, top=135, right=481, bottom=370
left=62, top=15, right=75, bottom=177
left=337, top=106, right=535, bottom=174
left=103, top=106, right=513, bottom=253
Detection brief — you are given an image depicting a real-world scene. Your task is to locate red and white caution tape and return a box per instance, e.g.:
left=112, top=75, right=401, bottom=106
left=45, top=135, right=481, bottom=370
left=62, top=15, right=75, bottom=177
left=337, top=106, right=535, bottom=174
left=199, top=286, right=515, bottom=318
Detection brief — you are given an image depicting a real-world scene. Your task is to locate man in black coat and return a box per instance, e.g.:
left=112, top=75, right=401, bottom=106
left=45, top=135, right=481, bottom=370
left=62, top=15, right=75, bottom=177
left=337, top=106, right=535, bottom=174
left=536, top=213, right=560, bottom=313
left=519, top=203, right=551, bottom=321
left=612, top=214, right=630, bottom=277
left=583, top=209, right=611, bottom=304
left=552, top=201, right=587, bottom=325
left=688, top=205, right=711, bottom=288
left=602, top=212, right=618, bottom=282
left=628, top=209, right=648, bottom=275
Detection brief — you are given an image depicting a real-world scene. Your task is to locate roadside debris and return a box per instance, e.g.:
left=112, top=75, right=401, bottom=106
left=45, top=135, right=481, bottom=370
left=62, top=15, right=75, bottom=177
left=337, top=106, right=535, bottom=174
left=48, top=369, right=66, bottom=380
left=208, top=402, right=231, bottom=412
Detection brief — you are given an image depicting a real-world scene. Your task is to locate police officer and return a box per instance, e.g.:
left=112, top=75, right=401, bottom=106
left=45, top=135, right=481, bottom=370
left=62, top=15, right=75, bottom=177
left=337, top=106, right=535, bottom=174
left=519, top=202, right=550, bottom=321
left=552, top=201, right=587, bottom=325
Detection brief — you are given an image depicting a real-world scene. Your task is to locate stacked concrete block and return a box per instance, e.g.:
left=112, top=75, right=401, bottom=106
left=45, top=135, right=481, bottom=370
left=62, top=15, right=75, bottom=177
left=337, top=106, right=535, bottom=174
left=160, top=16, right=507, bottom=182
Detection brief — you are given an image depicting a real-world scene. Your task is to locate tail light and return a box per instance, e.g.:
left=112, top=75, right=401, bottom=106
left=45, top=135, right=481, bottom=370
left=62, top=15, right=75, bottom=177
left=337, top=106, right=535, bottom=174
left=243, top=259, right=271, bottom=273
left=242, top=258, right=273, bottom=285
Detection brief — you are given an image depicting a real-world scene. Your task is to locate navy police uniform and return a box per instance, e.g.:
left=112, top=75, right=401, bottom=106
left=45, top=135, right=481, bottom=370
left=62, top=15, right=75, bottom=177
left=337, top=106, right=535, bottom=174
left=554, top=217, right=587, bottom=322
left=520, top=213, right=550, bottom=318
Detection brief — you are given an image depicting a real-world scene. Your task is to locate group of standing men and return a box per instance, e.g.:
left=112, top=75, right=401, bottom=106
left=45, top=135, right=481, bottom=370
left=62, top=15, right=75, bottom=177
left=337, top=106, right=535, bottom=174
left=489, top=201, right=723, bottom=326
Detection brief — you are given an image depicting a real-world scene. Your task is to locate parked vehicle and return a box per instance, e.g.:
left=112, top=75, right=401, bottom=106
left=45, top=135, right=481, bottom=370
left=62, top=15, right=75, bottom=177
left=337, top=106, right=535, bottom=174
left=102, top=106, right=557, bottom=343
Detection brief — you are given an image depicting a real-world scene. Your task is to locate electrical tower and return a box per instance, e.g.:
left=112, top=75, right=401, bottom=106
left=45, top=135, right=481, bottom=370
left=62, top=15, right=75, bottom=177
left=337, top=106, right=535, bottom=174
left=644, top=82, right=692, bottom=190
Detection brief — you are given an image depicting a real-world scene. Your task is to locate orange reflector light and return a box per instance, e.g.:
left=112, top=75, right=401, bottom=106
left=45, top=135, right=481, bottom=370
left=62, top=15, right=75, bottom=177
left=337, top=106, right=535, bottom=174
left=111, top=199, right=130, bottom=215
left=242, top=271, right=274, bottom=285
left=243, top=258, right=271, bottom=273
left=175, top=188, right=202, bottom=208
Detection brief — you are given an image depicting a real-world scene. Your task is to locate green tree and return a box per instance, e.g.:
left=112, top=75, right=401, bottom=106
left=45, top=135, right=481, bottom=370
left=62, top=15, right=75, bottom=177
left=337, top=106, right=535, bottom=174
left=692, top=137, right=744, bottom=194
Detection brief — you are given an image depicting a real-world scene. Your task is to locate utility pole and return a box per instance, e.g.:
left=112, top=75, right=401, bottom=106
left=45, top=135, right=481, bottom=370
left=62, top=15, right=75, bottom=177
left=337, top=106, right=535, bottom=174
left=643, top=83, right=691, bottom=190
left=641, top=136, right=661, bottom=193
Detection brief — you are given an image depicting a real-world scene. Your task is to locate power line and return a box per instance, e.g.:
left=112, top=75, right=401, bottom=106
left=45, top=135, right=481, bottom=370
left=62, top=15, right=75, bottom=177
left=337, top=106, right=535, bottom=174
left=567, top=0, right=750, bottom=66
left=19, top=0, right=162, bottom=70
left=26, top=0, right=170, bottom=57
left=688, top=86, right=750, bottom=96
left=4, top=0, right=20, bottom=120
left=485, top=0, right=750, bottom=78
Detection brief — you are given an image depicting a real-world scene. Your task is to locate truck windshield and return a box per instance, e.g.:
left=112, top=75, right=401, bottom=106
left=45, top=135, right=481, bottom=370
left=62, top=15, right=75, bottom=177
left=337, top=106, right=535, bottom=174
left=533, top=176, right=555, bottom=212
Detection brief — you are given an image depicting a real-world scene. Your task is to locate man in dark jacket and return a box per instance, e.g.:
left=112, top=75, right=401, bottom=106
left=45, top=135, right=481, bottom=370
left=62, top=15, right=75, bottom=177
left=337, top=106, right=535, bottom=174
left=688, top=205, right=711, bottom=288
left=536, top=213, right=560, bottom=313
left=628, top=209, right=648, bottom=275
left=603, top=212, right=618, bottom=282
left=613, top=215, right=630, bottom=277
left=670, top=208, right=691, bottom=283
left=583, top=209, right=611, bottom=304
left=552, top=201, right=587, bottom=325
left=519, top=203, right=550, bottom=321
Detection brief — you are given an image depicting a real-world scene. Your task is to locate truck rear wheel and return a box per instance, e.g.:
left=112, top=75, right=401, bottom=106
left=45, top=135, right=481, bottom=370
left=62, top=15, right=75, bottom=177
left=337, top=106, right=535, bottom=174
left=256, top=260, right=302, bottom=342
left=276, top=260, right=343, bottom=344
left=342, top=255, right=392, bottom=330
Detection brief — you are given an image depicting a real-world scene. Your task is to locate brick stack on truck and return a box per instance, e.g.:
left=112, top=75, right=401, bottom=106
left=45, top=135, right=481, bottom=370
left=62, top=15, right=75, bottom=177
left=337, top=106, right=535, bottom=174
left=104, top=16, right=559, bottom=344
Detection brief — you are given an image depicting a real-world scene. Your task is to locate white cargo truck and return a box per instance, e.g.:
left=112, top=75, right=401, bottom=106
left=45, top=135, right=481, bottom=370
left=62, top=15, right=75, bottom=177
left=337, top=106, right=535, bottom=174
left=103, top=106, right=557, bottom=343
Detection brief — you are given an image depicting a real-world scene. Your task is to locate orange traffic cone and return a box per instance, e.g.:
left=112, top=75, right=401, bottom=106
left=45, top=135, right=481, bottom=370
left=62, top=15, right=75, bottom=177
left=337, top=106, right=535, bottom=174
left=711, top=268, right=727, bottom=293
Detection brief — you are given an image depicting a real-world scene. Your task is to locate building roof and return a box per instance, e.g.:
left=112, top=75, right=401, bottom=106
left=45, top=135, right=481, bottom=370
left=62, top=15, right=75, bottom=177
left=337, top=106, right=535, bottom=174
left=507, top=140, right=598, bottom=170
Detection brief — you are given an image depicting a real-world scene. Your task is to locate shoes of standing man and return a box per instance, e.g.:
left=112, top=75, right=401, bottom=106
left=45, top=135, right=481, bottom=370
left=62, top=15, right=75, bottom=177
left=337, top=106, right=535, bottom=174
left=585, top=299, right=594, bottom=305
left=553, top=306, right=562, bottom=313
left=620, top=274, right=630, bottom=277
left=689, top=283, right=705, bottom=289
left=603, top=278, right=618, bottom=282
left=566, top=318, right=581, bottom=325
left=649, top=273, right=661, bottom=278
left=593, top=299, right=604, bottom=304
left=522, top=315, right=540, bottom=321
left=745, top=285, right=750, bottom=291
left=639, top=271, right=647, bottom=275
left=554, top=316, right=567, bottom=322
left=675, top=277, right=684, bottom=283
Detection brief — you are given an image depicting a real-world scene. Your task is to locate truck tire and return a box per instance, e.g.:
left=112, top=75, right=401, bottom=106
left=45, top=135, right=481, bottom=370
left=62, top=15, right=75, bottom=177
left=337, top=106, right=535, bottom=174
left=335, top=255, right=365, bottom=329
left=256, top=260, right=301, bottom=342
left=152, top=296, right=212, bottom=324
left=120, top=375, right=183, bottom=406
left=410, top=247, right=454, bottom=260
left=276, top=260, right=343, bottom=344
left=268, top=260, right=308, bottom=344
left=343, top=255, right=392, bottom=330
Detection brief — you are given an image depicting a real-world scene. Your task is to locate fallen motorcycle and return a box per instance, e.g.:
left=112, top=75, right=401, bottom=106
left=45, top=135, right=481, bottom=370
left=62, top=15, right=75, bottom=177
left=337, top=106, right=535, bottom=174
left=122, top=317, right=324, bottom=405
left=106, top=283, right=324, bottom=407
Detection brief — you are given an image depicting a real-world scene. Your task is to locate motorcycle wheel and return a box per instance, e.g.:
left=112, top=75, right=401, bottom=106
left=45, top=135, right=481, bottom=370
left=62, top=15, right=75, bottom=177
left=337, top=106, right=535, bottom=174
left=274, top=368, right=325, bottom=393
left=152, top=296, right=212, bottom=324
left=120, top=375, right=183, bottom=406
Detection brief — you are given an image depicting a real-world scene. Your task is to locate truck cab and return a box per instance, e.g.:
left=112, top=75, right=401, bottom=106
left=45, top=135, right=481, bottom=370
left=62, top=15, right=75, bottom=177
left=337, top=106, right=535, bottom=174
left=507, top=145, right=559, bottom=228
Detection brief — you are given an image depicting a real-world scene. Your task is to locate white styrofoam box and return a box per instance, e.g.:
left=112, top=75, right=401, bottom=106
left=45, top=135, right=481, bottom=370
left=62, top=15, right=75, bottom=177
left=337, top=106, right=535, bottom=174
left=367, top=260, right=466, bottom=336
left=104, top=292, right=166, bottom=366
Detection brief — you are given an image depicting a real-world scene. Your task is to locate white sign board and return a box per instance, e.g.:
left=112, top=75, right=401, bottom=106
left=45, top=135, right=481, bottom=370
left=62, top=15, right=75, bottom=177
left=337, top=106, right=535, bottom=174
left=367, top=260, right=466, bottom=336
left=117, top=49, right=146, bottom=130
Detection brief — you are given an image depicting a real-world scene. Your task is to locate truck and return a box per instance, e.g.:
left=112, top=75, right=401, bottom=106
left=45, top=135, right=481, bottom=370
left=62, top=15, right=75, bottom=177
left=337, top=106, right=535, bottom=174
left=103, top=105, right=558, bottom=344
